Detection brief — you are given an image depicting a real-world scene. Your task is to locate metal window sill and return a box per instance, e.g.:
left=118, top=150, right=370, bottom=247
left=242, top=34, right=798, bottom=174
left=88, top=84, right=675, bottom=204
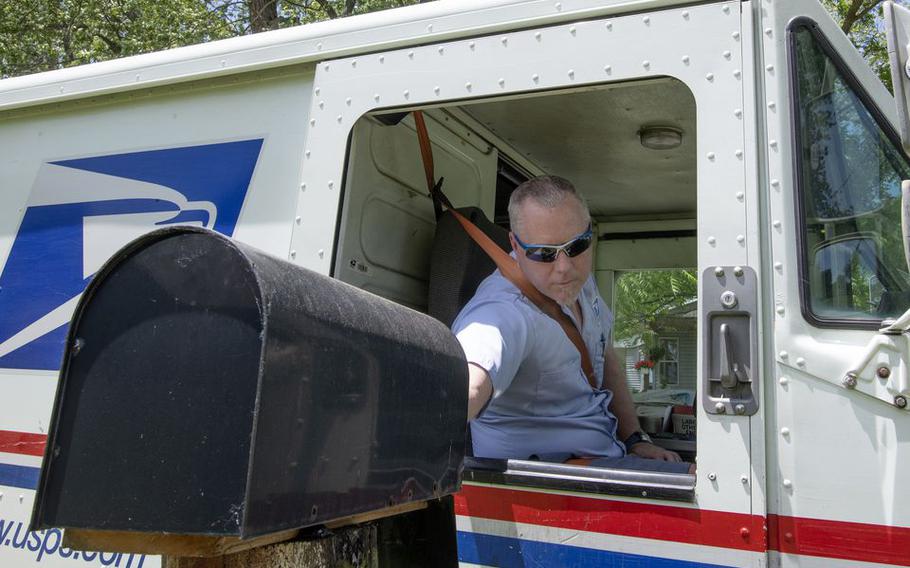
left=463, top=457, right=696, bottom=502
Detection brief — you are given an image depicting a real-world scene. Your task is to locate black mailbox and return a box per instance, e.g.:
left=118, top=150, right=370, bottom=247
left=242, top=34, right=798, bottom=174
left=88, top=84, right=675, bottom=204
left=31, top=227, right=467, bottom=541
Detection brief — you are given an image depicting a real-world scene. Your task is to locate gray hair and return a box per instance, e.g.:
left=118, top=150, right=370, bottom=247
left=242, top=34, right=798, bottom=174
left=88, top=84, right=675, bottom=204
left=507, top=175, right=590, bottom=235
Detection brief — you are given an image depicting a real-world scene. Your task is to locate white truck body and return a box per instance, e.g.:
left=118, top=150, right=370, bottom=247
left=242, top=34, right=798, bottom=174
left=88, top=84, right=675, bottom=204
left=1, top=0, right=908, bottom=566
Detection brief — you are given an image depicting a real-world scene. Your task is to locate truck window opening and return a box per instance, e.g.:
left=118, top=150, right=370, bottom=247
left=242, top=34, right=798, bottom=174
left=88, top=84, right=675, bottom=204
left=333, top=78, right=698, bottom=496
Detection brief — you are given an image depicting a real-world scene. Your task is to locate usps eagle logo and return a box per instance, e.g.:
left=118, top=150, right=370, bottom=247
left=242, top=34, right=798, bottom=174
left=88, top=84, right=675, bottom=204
left=0, top=139, right=264, bottom=371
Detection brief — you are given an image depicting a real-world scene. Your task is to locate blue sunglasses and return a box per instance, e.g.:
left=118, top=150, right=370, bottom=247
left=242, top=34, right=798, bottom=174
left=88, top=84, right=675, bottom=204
left=513, top=224, right=594, bottom=263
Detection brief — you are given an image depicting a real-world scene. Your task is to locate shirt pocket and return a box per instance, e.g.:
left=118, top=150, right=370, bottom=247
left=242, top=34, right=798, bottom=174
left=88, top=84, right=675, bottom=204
left=534, top=364, right=595, bottom=416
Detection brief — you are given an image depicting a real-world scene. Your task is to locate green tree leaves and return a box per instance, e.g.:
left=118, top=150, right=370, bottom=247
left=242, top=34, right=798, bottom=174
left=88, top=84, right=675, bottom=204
left=0, top=1, right=236, bottom=78
left=613, top=269, right=697, bottom=344
left=0, top=0, right=419, bottom=79
left=821, top=0, right=899, bottom=88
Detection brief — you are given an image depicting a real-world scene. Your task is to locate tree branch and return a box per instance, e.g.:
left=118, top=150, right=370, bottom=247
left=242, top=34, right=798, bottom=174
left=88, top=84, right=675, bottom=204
left=854, top=0, right=882, bottom=24
left=93, top=31, right=123, bottom=55
left=841, top=0, right=882, bottom=35
left=313, top=0, right=339, bottom=19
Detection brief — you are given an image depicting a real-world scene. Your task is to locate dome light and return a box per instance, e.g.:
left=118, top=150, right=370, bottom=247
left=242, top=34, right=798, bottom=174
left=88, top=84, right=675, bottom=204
left=639, top=126, right=683, bottom=150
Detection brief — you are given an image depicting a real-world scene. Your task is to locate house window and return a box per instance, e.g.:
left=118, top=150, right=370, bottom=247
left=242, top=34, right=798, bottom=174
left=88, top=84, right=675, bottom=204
left=657, top=337, right=679, bottom=385
left=612, top=270, right=696, bottom=391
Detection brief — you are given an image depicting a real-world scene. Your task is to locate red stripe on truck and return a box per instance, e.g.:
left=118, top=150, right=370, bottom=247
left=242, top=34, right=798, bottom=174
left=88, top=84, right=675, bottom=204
left=456, top=484, right=910, bottom=565
left=0, top=430, right=46, bottom=457
left=455, top=483, right=766, bottom=552
left=768, top=514, right=910, bottom=566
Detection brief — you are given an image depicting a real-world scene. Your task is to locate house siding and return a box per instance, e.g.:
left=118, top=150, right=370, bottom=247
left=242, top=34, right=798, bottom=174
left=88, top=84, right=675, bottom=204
left=654, top=332, right=696, bottom=391
left=679, top=332, right=697, bottom=391
left=622, top=346, right=643, bottom=391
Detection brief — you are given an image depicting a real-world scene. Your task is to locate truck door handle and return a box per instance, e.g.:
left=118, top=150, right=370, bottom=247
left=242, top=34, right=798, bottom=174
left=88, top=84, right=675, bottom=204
left=719, top=323, right=737, bottom=389
left=703, top=266, right=759, bottom=416
left=719, top=323, right=749, bottom=389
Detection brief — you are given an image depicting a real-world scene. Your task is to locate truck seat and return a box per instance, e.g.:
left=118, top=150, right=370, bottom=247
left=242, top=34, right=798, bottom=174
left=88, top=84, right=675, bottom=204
left=427, top=207, right=511, bottom=327
left=428, top=207, right=511, bottom=458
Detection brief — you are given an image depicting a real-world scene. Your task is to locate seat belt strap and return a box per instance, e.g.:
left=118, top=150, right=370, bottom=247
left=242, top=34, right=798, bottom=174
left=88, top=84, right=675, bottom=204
left=412, top=111, right=598, bottom=390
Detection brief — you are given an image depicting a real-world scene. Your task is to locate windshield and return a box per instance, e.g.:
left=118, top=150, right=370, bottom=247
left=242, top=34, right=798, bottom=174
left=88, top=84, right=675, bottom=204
left=792, top=24, right=910, bottom=323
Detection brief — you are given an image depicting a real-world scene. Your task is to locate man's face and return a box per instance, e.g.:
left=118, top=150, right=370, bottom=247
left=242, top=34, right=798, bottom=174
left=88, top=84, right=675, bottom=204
left=509, top=198, right=593, bottom=306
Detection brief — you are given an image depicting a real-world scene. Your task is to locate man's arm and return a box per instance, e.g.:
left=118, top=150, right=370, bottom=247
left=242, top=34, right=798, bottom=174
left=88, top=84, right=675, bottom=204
left=603, top=346, right=682, bottom=462
left=467, top=363, right=493, bottom=421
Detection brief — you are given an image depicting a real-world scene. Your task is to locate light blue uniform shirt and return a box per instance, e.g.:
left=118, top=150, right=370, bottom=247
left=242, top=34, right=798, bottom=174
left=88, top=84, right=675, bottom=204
left=452, top=269, right=625, bottom=460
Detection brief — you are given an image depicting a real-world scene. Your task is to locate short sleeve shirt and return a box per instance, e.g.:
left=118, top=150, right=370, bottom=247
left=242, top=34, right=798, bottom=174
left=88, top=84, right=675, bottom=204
left=452, top=269, right=626, bottom=460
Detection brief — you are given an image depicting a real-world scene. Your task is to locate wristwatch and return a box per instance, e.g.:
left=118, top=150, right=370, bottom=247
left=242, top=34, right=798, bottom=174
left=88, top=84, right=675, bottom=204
left=623, top=430, right=653, bottom=448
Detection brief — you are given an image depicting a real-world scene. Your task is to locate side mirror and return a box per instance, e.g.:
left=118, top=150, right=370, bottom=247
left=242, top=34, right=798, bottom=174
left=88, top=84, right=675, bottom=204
left=812, top=235, right=881, bottom=287
left=810, top=235, right=910, bottom=318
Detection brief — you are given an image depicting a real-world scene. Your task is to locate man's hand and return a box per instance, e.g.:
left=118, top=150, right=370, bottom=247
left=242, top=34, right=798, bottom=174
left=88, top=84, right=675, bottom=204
left=628, top=442, right=682, bottom=462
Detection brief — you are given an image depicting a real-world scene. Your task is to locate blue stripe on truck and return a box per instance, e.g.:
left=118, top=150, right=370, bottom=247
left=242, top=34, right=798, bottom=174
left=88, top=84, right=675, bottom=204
left=457, top=530, right=733, bottom=568
left=0, top=463, right=39, bottom=490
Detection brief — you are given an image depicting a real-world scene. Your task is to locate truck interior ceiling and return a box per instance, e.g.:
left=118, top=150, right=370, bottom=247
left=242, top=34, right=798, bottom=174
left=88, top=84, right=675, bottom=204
left=334, top=76, right=698, bottom=494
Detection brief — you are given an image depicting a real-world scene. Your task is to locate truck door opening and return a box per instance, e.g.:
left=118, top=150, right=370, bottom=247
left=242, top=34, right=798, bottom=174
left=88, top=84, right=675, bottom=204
left=332, top=76, right=698, bottom=497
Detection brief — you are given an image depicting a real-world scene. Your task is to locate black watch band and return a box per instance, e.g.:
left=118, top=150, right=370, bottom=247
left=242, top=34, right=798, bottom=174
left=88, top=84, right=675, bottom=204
left=623, top=430, right=652, bottom=448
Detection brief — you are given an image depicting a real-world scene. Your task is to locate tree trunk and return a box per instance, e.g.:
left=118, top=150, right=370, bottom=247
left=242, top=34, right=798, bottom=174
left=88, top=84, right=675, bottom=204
left=248, top=0, right=280, bottom=33
left=163, top=523, right=378, bottom=568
